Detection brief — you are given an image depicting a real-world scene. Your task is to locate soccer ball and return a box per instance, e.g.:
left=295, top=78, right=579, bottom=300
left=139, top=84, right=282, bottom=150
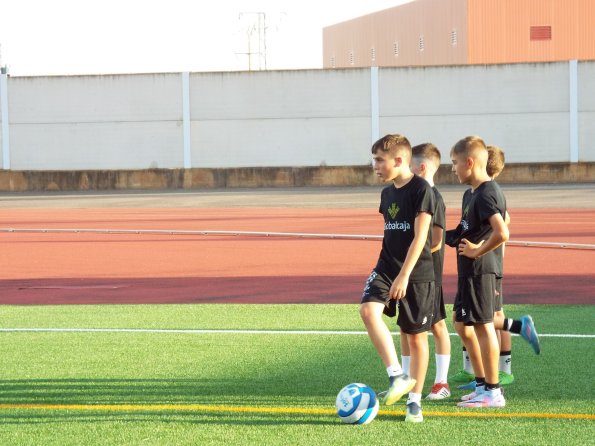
left=335, top=383, right=379, bottom=424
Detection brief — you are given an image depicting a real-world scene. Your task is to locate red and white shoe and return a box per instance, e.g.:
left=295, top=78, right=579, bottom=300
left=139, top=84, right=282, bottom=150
left=425, top=383, right=451, bottom=400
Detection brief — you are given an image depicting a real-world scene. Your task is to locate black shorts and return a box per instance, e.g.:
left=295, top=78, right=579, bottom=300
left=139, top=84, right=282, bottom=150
left=361, top=270, right=435, bottom=334
left=432, top=285, right=446, bottom=325
left=453, top=274, right=497, bottom=325
left=494, top=277, right=503, bottom=312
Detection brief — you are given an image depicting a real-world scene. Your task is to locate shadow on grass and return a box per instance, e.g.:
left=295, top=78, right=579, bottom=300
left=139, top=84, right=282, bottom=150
left=0, top=409, right=338, bottom=426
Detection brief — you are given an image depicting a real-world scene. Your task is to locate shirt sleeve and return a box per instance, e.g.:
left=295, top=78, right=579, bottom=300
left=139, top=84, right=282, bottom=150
left=434, top=196, right=446, bottom=229
left=476, top=188, right=502, bottom=223
left=416, top=183, right=436, bottom=216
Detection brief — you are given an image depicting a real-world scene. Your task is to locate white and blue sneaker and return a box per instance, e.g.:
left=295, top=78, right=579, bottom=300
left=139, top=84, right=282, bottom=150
left=520, top=315, right=541, bottom=354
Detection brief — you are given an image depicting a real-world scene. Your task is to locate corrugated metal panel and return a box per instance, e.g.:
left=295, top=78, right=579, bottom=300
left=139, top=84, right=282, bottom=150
left=323, top=0, right=595, bottom=68
left=467, top=0, right=595, bottom=64
left=323, top=0, right=468, bottom=68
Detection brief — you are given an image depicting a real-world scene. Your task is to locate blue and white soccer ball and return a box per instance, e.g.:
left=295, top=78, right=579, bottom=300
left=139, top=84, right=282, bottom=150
left=335, top=383, right=379, bottom=424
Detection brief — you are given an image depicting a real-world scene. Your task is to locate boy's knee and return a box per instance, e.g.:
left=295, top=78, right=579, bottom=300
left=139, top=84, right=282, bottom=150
left=431, top=320, right=447, bottom=336
left=359, top=303, right=379, bottom=322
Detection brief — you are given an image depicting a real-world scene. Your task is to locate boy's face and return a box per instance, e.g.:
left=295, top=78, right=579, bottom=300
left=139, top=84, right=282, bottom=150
left=451, top=153, right=471, bottom=185
left=372, top=151, right=399, bottom=182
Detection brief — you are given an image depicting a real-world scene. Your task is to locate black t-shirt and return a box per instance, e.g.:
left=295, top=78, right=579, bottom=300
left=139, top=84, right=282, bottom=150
left=432, top=186, right=446, bottom=286
left=492, top=182, right=506, bottom=278
left=375, top=175, right=436, bottom=282
left=455, top=181, right=507, bottom=277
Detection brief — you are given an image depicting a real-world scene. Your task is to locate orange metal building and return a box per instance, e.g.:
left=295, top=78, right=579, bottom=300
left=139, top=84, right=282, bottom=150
left=323, top=0, right=595, bottom=68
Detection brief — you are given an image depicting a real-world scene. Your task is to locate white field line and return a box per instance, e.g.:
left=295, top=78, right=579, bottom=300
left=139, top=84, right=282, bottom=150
left=1, top=227, right=594, bottom=250
left=0, top=327, right=592, bottom=338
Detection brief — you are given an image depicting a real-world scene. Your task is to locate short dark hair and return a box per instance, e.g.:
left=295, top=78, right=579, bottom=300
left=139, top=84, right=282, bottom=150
left=371, top=134, right=411, bottom=158
left=412, top=143, right=441, bottom=168
left=451, top=136, right=487, bottom=157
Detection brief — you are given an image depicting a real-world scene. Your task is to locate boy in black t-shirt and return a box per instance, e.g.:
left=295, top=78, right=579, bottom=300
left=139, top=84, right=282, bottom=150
left=360, top=134, right=435, bottom=422
left=449, top=136, right=509, bottom=407
left=454, top=147, right=540, bottom=393
left=400, top=143, right=451, bottom=401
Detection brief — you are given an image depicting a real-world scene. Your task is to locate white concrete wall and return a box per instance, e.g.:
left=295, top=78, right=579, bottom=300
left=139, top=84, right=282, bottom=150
left=579, top=62, right=595, bottom=162
left=188, top=69, right=371, bottom=168
left=0, top=62, right=593, bottom=170
left=7, top=74, right=183, bottom=170
left=379, top=63, right=572, bottom=163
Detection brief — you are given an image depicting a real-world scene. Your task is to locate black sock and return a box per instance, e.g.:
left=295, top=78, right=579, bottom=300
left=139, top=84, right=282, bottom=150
left=503, top=318, right=522, bottom=334
left=475, top=377, right=485, bottom=387
left=485, top=382, right=500, bottom=391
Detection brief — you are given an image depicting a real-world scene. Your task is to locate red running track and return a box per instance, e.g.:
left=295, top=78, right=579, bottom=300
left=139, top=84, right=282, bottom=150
left=0, top=208, right=593, bottom=305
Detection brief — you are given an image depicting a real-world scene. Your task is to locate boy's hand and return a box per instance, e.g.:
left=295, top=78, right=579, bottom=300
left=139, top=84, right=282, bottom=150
left=458, top=238, right=485, bottom=259
left=389, top=272, right=409, bottom=300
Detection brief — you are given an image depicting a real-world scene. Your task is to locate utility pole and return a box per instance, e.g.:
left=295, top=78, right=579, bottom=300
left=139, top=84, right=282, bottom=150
left=0, top=43, right=7, bottom=74
left=237, top=12, right=267, bottom=71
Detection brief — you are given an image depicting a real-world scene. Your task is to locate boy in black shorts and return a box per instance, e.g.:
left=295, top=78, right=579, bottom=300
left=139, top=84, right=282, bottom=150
left=360, top=134, right=435, bottom=422
left=459, top=146, right=540, bottom=394
left=400, top=143, right=451, bottom=400
left=449, top=136, right=508, bottom=407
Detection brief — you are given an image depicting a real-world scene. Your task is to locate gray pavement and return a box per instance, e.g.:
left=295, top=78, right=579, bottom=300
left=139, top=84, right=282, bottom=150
left=0, top=183, right=593, bottom=209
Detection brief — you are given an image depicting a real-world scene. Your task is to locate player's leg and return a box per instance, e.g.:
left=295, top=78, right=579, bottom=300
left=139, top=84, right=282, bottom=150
left=449, top=284, right=475, bottom=384
left=458, top=275, right=504, bottom=408
left=360, top=302, right=399, bottom=367
left=493, top=279, right=514, bottom=384
left=454, top=276, right=487, bottom=399
left=494, top=311, right=540, bottom=354
left=426, top=286, right=451, bottom=399
left=498, top=330, right=514, bottom=384
left=398, top=282, right=433, bottom=422
left=405, top=330, right=429, bottom=422
left=426, top=320, right=451, bottom=399
left=455, top=318, right=484, bottom=378
left=360, top=271, right=414, bottom=405
left=400, top=332, right=411, bottom=375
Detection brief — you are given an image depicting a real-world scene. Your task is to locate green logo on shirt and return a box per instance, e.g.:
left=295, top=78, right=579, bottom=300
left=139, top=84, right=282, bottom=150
left=388, top=203, right=400, bottom=219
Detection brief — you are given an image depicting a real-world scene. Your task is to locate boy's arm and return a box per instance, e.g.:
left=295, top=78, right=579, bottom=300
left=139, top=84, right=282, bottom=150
left=458, top=213, right=509, bottom=259
left=431, top=225, right=443, bottom=253
left=389, top=211, right=432, bottom=300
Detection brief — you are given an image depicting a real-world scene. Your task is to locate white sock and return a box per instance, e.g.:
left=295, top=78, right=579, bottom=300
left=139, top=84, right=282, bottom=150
left=463, top=349, right=473, bottom=374
left=406, top=392, right=422, bottom=405
left=401, top=356, right=411, bottom=376
left=499, top=353, right=512, bottom=375
left=386, top=364, right=403, bottom=377
left=435, top=354, right=451, bottom=384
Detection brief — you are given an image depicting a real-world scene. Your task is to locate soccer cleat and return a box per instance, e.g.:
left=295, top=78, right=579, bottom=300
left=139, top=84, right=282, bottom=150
left=405, top=401, right=424, bottom=423
left=460, top=386, right=484, bottom=401
left=498, top=371, right=515, bottom=385
left=425, top=383, right=451, bottom=400
left=449, top=369, right=474, bottom=383
left=383, top=374, right=416, bottom=406
left=520, top=315, right=541, bottom=354
left=457, top=389, right=505, bottom=408
left=458, top=380, right=477, bottom=391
